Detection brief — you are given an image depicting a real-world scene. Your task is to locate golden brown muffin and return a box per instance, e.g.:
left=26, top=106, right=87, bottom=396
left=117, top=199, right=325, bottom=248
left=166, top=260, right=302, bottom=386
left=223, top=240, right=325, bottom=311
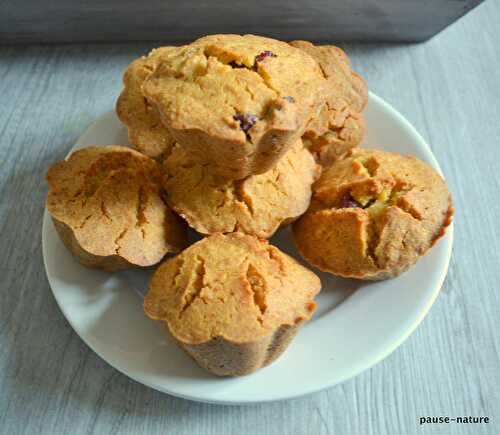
left=141, top=34, right=328, bottom=180
left=293, top=149, right=453, bottom=280
left=46, top=146, right=187, bottom=271
left=290, top=41, right=368, bottom=165
left=144, top=233, right=321, bottom=376
left=163, top=140, right=320, bottom=238
left=116, top=47, right=176, bottom=159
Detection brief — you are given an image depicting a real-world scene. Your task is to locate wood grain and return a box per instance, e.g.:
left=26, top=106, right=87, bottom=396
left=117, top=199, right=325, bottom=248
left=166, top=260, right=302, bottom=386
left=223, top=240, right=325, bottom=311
left=0, top=1, right=499, bottom=434
left=0, top=0, right=483, bottom=44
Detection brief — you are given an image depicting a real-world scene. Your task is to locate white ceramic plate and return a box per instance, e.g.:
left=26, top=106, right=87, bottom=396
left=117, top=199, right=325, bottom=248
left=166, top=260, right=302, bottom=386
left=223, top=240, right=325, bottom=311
left=42, top=92, right=453, bottom=404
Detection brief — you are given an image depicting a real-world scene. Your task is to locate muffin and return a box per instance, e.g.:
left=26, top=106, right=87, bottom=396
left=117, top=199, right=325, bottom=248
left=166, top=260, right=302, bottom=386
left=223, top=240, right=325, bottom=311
left=144, top=233, right=321, bottom=376
left=163, top=140, right=320, bottom=238
left=293, top=149, right=453, bottom=280
left=141, top=34, right=328, bottom=179
left=290, top=41, right=368, bottom=165
left=116, top=47, right=176, bottom=159
left=46, top=146, right=187, bottom=271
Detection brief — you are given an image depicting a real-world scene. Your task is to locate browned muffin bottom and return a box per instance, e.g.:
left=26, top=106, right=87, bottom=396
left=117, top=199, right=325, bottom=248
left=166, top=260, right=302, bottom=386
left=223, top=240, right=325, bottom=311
left=46, top=146, right=187, bottom=271
left=293, top=148, right=453, bottom=280
left=144, top=233, right=321, bottom=376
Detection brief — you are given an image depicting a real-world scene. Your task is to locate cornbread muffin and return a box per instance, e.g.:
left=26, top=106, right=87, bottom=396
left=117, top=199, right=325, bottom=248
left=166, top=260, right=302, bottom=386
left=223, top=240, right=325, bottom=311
left=116, top=47, right=176, bottom=158
left=290, top=41, right=368, bottom=165
left=144, top=233, right=321, bottom=376
left=46, top=146, right=187, bottom=271
left=163, top=140, right=320, bottom=238
left=293, top=149, right=453, bottom=280
left=141, top=34, right=328, bottom=179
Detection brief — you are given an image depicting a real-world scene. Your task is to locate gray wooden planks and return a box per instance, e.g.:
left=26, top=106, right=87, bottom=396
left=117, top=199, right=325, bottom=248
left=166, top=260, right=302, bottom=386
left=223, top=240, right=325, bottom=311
left=0, top=0, right=483, bottom=44
left=0, top=1, right=499, bottom=434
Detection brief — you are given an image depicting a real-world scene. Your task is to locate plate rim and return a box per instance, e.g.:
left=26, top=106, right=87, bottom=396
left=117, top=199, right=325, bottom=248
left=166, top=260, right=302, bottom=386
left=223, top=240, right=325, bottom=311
left=42, top=91, right=454, bottom=405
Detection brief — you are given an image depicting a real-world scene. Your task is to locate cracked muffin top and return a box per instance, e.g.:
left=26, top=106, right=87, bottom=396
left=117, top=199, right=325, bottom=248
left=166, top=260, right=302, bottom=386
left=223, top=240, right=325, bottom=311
left=162, top=140, right=320, bottom=238
left=144, top=233, right=321, bottom=344
left=141, top=34, right=328, bottom=179
left=290, top=41, right=368, bottom=165
left=116, top=47, right=176, bottom=159
left=293, top=148, right=453, bottom=280
left=290, top=41, right=367, bottom=113
left=46, top=146, right=187, bottom=268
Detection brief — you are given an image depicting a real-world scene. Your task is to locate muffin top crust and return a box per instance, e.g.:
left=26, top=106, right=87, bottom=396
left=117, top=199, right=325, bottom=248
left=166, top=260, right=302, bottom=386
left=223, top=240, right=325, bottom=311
left=46, top=146, right=187, bottom=266
left=116, top=47, right=176, bottom=159
left=144, top=233, right=321, bottom=344
left=293, top=148, right=453, bottom=279
left=163, top=140, right=320, bottom=238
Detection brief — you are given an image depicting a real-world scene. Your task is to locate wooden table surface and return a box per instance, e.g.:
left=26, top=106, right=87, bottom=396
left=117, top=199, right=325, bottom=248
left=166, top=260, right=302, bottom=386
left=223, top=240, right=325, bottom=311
left=1, top=1, right=499, bottom=434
